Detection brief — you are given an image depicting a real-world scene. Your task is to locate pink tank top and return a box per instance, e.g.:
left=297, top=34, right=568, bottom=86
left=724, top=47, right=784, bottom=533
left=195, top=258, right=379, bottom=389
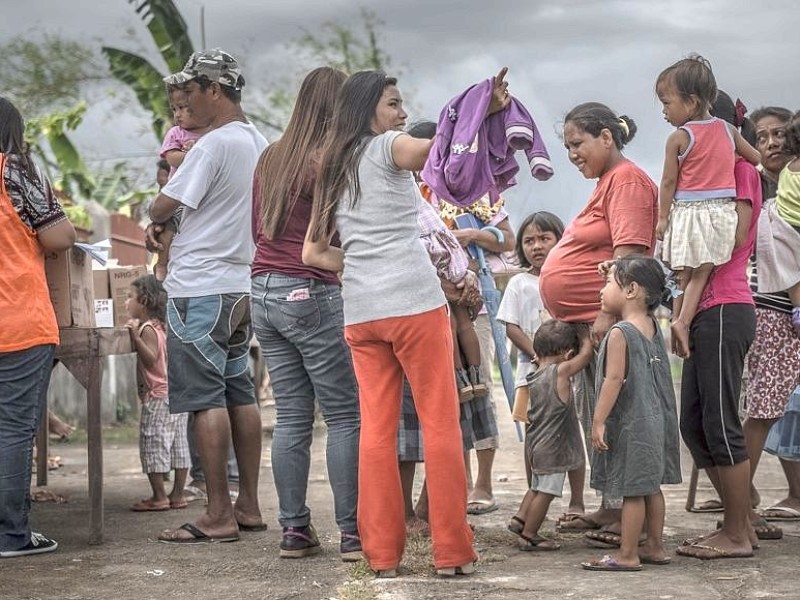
left=137, top=319, right=168, bottom=399
left=675, top=117, right=736, bottom=201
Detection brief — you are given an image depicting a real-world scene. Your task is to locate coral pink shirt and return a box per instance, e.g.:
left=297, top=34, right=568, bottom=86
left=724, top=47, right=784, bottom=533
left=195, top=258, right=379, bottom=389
left=540, top=160, right=657, bottom=323
left=698, top=158, right=761, bottom=312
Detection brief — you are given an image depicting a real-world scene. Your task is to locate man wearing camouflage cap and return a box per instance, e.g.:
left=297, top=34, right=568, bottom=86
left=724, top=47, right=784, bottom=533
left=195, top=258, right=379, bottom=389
left=148, top=48, right=268, bottom=543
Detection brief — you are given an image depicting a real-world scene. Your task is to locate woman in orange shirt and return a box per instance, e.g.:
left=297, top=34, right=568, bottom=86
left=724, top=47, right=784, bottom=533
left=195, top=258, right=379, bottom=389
left=539, top=102, right=658, bottom=545
left=0, top=97, right=76, bottom=558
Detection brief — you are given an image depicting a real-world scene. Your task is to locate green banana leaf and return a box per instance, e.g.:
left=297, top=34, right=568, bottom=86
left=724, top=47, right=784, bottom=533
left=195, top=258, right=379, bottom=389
left=101, top=47, right=170, bottom=139
left=128, top=0, right=194, bottom=73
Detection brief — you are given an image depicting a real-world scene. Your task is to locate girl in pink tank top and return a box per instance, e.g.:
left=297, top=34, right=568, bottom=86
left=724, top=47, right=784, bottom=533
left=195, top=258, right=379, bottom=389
left=654, top=54, right=761, bottom=358
left=125, top=275, right=190, bottom=512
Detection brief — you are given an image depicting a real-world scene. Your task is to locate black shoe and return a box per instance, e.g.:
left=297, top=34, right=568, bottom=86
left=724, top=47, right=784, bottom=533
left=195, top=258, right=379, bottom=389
left=279, top=524, right=321, bottom=558
left=0, top=532, right=58, bottom=558
left=340, top=530, right=363, bottom=562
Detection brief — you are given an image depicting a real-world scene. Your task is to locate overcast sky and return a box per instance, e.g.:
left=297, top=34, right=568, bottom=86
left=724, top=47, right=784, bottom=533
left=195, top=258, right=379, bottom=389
left=3, top=0, right=799, bottom=228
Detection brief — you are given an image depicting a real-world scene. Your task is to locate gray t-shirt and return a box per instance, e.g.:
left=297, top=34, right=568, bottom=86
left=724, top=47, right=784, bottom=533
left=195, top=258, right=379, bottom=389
left=162, top=121, right=268, bottom=297
left=336, top=131, right=445, bottom=325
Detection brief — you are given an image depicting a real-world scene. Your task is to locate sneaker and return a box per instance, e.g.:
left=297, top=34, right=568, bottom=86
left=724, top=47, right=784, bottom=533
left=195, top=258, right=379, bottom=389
left=792, top=307, right=800, bottom=336
left=456, top=368, right=474, bottom=403
left=0, top=532, right=58, bottom=558
left=279, top=524, right=321, bottom=558
left=340, top=530, right=363, bottom=562
left=468, top=365, right=488, bottom=397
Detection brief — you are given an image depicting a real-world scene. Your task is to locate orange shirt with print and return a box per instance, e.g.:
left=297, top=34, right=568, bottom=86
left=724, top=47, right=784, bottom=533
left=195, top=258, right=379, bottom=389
left=539, top=159, right=658, bottom=323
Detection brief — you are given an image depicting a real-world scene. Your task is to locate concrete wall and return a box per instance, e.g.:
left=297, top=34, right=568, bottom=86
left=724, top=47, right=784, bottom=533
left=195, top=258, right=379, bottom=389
left=48, top=355, right=139, bottom=427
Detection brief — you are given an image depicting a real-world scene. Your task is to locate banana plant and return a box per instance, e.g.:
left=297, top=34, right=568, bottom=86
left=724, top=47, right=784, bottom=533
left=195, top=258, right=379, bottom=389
left=102, top=0, right=195, bottom=140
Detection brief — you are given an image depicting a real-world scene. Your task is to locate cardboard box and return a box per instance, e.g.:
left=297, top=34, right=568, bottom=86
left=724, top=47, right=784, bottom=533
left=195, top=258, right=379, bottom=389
left=93, top=269, right=110, bottom=299
left=108, top=266, right=148, bottom=327
left=94, top=299, right=115, bottom=328
left=44, top=248, right=96, bottom=327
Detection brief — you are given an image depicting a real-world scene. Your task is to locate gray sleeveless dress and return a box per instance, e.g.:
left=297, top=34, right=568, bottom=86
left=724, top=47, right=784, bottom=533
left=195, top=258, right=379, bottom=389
left=590, top=320, right=682, bottom=497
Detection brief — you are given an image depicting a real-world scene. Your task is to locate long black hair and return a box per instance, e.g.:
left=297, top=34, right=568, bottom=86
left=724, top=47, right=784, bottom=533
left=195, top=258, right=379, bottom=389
left=310, top=71, right=397, bottom=240
left=0, top=97, right=39, bottom=184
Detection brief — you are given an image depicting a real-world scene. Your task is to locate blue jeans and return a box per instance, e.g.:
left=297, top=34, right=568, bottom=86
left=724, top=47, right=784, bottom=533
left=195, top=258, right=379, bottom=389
left=0, top=344, right=55, bottom=551
left=251, top=274, right=360, bottom=532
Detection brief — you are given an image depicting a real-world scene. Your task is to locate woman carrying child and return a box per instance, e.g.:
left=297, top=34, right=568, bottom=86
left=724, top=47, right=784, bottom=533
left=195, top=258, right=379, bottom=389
left=126, top=275, right=190, bottom=512
left=583, top=256, right=681, bottom=571
left=676, top=89, right=764, bottom=561
left=655, top=54, right=760, bottom=357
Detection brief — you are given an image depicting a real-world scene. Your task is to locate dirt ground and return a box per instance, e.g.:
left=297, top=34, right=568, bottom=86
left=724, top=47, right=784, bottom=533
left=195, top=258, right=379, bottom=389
left=3, top=394, right=799, bottom=600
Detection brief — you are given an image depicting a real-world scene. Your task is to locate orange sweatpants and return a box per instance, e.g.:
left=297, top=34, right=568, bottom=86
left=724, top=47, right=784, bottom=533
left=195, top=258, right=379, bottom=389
left=345, top=306, right=476, bottom=570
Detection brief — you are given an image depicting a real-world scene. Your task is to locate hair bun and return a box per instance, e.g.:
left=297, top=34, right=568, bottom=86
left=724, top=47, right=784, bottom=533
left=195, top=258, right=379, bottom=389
left=618, top=115, right=637, bottom=143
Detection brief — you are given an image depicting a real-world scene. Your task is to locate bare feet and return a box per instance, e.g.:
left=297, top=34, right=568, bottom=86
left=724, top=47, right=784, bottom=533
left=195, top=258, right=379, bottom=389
left=676, top=530, right=753, bottom=560
left=48, top=412, right=75, bottom=441
left=159, top=513, right=239, bottom=543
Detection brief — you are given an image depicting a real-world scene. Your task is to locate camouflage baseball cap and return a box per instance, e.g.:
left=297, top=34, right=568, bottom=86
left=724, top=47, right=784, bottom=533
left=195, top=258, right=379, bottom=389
left=163, top=48, right=245, bottom=90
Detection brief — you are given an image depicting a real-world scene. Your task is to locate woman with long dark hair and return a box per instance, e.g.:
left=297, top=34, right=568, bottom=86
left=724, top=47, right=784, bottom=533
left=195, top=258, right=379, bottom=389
left=303, top=70, right=509, bottom=576
left=250, top=67, right=363, bottom=561
left=0, top=97, right=75, bottom=558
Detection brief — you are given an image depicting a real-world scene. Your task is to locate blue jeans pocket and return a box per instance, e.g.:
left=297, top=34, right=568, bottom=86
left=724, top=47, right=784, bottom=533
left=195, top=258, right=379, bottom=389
left=275, top=297, right=321, bottom=337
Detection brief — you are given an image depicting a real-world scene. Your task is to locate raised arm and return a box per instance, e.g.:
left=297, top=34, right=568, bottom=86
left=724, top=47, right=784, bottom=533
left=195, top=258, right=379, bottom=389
left=391, top=134, right=434, bottom=172
left=729, top=124, right=761, bottom=166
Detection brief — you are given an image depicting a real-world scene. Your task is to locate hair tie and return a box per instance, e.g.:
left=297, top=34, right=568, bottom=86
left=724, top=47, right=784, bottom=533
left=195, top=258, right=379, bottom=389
left=618, top=118, right=630, bottom=138
left=734, top=99, right=748, bottom=128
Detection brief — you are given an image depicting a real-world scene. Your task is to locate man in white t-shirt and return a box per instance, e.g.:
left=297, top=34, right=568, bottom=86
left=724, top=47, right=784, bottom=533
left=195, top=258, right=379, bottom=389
left=147, top=49, right=268, bottom=543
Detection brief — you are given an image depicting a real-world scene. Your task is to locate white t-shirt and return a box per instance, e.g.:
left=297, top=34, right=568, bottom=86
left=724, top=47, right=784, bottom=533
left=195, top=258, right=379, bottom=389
left=162, top=121, right=268, bottom=297
left=496, top=271, right=549, bottom=387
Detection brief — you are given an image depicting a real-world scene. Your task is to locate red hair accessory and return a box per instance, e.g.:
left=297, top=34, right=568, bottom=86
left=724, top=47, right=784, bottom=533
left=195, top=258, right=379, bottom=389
left=734, top=99, right=748, bottom=128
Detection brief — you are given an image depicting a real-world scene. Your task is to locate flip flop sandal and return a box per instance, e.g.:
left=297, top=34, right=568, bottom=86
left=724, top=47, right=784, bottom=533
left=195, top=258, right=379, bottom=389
left=556, top=514, right=601, bottom=533
left=157, top=523, right=239, bottom=544
left=507, top=516, right=525, bottom=536
left=466, top=498, right=498, bottom=515
left=169, top=499, right=189, bottom=510
left=581, top=554, right=642, bottom=571
left=237, top=521, right=268, bottom=532
left=675, top=543, right=753, bottom=560
left=759, top=505, right=800, bottom=521
left=688, top=498, right=724, bottom=513
left=518, top=533, right=560, bottom=552
left=715, top=519, right=782, bottom=541
left=639, top=555, right=672, bottom=565
left=585, top=528, right=647, bottom=549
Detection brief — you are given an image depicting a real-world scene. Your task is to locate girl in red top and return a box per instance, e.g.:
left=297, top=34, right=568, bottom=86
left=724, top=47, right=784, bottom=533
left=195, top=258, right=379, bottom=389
left=655, top=54, right=760, bottom=357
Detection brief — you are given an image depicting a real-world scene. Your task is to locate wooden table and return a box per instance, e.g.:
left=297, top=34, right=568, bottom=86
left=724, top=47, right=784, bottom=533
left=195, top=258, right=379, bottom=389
left=36, top=327, right=133, bottom=545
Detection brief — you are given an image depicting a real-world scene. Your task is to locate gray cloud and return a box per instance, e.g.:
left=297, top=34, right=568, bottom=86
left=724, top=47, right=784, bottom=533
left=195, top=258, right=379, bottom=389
left=3, top=0, right=798, bottom=225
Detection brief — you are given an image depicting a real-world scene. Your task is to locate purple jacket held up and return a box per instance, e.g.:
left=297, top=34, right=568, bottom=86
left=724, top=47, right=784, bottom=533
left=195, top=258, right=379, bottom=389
left=421, top=79, right=553, bottom=208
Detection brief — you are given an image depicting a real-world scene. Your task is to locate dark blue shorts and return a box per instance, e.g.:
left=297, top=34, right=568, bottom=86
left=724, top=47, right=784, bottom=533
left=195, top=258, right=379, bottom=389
left=166, top=293, right=256, bottom=414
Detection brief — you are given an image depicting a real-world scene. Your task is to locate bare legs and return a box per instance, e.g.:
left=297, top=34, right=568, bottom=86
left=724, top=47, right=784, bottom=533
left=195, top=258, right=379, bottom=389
left=671, top=264, right=713, bottom=358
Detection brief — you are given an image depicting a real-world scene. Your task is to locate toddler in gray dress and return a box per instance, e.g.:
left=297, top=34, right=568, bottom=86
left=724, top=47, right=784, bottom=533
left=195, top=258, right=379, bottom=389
left=582, top=256, right=681, bottom=572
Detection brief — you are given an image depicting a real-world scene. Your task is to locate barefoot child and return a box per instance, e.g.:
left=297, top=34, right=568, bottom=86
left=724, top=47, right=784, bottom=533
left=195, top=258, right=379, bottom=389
left=152, top=88, right=211, bottom=281
left=126, top=275, right=190, bottom=512
left=582, top=256, right=681, bottom=571
left=655, top=54, right=760, bottom=357
left=508, top=320, right=592, bottom=551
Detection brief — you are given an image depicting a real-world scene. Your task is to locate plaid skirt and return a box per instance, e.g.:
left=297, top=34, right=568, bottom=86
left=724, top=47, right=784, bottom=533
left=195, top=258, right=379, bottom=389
left=662, top=198, right=737, bottom=269
left=397, top=378, right=498, bottom=462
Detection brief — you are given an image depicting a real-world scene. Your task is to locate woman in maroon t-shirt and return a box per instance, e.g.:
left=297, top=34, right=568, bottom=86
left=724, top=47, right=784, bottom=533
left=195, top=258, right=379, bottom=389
left=250, top=68, right=362, bottom=561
